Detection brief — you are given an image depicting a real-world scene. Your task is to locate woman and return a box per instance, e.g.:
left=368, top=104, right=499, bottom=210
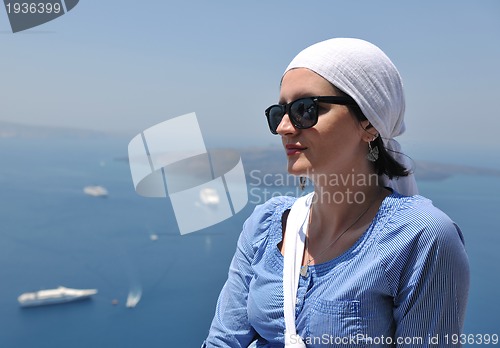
left=202, top=38, right=469, bottom=347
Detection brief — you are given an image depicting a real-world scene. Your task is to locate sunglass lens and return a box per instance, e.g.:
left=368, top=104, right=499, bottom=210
left=267, top=106, right=284, bottom=134
left=290, top=99, right=316, bottom=129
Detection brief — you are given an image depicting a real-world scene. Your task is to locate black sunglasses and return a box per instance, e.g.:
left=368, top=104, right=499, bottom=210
left=265, top=96, right=357, bottom=134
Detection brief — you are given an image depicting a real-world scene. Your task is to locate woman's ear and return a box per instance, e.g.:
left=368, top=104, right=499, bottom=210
left=360, top=121, right=379, bottom=142
left=360, top=120, right=372, bottom=130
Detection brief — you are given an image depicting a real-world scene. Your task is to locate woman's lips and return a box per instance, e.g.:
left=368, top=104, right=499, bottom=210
left=285, top=144, right=307, bottom=156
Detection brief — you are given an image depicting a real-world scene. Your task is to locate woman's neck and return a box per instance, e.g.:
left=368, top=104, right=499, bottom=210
left=307, top=163, right=387, bottom=240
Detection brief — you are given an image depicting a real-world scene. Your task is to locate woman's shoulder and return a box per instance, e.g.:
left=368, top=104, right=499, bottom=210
left=385, top=192, right=459, bottom=227
left=377, top=191, right=465, bottom=251
left=240, top=195, right=297, bottom=245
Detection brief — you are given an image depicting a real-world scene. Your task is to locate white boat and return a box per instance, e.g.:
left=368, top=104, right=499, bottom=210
left=18, top=286, right=98, bottom=307
left=199, top=188, right=220, bottom=206
left=83, top=185, right=108, bottom=197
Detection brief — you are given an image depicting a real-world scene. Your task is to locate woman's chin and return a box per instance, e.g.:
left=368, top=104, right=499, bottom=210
left=287, top=161, right=311, bottom=176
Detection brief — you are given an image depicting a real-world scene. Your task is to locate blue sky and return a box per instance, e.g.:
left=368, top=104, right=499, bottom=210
left=1, top=1, right=499, bottom=163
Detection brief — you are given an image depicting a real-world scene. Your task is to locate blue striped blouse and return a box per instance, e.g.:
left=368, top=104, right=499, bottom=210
left=203, top=191, right=469, bottom=347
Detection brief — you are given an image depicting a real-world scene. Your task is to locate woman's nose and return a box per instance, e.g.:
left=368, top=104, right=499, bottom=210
left=276, top=114, right=298, bottom=135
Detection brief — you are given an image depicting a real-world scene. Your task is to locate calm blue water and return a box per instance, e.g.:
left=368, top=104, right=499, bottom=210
left=0, top=136, right=498, bottom=347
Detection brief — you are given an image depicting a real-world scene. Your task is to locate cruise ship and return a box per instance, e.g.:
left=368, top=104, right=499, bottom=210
left=18, top=286, right=98, bottom=307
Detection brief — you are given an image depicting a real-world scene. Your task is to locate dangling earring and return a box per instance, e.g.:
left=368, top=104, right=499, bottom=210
left=366, top=138, right=379, bottom=162
left=299, top=177, right=307, bottom=190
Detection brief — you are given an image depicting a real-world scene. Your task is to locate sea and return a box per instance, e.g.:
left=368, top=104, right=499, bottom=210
left=0, top=135, right=498, bottom=348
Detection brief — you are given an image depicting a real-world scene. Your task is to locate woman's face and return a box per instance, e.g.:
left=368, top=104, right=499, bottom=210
left=277, top=68, right=369, bottom=178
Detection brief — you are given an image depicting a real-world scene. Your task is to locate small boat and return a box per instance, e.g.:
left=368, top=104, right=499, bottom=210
left=83, top=185, right=108, bottom=197
left=18, top=286, right=98, bottom=307
left=126, top=289, right=142, bottom=308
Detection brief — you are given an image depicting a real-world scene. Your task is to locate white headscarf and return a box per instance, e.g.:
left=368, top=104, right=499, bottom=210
left=284, top=38, right=418, bottom=196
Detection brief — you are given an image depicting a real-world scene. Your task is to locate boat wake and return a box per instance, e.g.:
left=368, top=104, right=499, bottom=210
left=126, top=287, right=142, bottom=308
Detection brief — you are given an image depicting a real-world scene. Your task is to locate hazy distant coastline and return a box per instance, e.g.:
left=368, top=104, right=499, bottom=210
left=2, top=121, right=499, bottom=182
left=117, top=147, right=500, bottom=183
left=0, top=121, right=116, bottom=139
